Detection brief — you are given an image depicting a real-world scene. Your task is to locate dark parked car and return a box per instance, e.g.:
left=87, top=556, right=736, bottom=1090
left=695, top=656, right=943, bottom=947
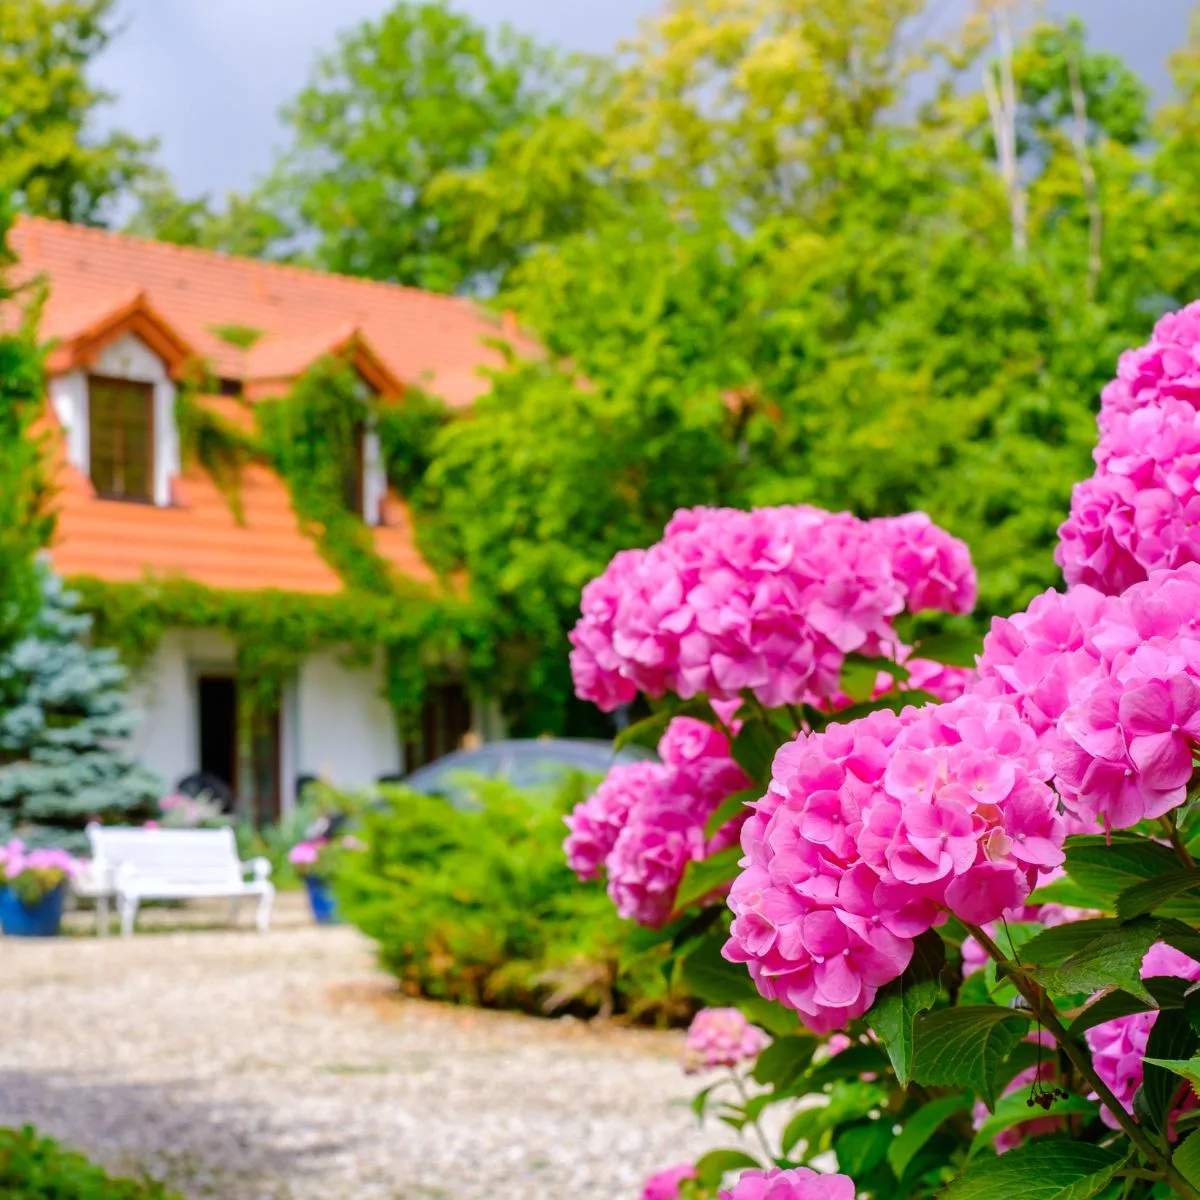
left=395, top=738, right=655, bottom=806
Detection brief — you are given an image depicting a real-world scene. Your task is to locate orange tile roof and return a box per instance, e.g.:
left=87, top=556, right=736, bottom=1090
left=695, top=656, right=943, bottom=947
left=10, top=216, right=537, bottom=408
left=14, top=219, right=467, bottom=597
left=40, top=405, right=345, bottom=594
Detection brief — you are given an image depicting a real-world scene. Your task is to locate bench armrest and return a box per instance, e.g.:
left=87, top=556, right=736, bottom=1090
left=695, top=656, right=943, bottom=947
left=242, top=856, right=273, bottom=883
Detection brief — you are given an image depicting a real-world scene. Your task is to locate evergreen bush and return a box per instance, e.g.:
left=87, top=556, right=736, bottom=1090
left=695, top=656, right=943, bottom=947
left=0, top=570, right=163, bottom=849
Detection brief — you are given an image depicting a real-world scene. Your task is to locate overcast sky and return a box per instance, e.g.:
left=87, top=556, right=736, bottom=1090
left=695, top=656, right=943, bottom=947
left=92, top=0, right=1195, bottom=201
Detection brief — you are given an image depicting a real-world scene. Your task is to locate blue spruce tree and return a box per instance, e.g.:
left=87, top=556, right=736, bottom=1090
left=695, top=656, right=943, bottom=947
left=0, top=569, right=163, bottom=849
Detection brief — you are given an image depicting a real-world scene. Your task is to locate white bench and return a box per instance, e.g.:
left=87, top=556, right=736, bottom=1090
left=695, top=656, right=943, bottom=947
left=80, top=825, right=274, bottom=937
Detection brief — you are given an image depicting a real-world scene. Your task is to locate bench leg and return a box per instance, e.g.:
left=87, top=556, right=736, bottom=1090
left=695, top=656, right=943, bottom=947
left=118, top=895, right=139, bottom=937
left=228, top=897, right=243, bottom=927
left=96, top=894, right=110, bottom=937
left=256, top=886, right=275, bottom=934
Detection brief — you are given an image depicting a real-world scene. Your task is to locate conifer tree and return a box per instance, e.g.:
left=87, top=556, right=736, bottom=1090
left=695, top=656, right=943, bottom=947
left=0, top=570, right=163, bottom=849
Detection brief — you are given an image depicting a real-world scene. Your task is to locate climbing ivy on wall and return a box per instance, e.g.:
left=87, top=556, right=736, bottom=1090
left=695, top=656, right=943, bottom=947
left=69, top=355, right=484, bottom=735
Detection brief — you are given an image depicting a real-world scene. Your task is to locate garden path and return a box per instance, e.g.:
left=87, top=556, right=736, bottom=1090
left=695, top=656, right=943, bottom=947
left=0, top=895, right=736, bottom=1199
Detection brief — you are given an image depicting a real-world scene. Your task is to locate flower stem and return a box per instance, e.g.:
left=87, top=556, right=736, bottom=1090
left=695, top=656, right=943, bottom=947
left=965, top=923, right=1200, bottom=1200
left=1160, top=814, right=1196, bottom=870
left=731, top=1070, right=774, bottom=1163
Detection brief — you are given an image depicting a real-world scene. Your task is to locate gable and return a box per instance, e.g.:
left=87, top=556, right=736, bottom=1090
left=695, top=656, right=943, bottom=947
left=11, top=216, right=540, bottom=409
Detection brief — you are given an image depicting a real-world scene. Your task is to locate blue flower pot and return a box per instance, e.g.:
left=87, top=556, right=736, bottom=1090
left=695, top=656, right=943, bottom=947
left=304, top=876, right=338, bottom=925
left=0, top=885, right=66, bottom=937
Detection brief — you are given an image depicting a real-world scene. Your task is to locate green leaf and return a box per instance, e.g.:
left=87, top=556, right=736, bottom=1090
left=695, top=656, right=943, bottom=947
left=1067, top=988, right=1155, bottom=1037
left=614, top=710, right=673, bottom=752
left=1116, top=868, right=1200, bottom=920
left=1158, top=918, right=1200, bottom=962
left=779, top=1080, right=889, bottom=1158
left=1142, top=1055, right=1200, bottom=1089
left=887, top=1095, right=968, bottom=1177
left=1019, top=919, right=1123, bottom=967
left=614, top=698, right=716, bottom=751
left=1186, top=981, right=1200, bottom=1040
left=1175, top=1128, right=1200, bottom=1189
left=912, top=630, right=982, bottom=667
left=969, top=1091, right=1098, bottom=1156
left=807, top=1042, right=889, bottom=1088
left=941, top=1140, right=1127, bottom=1200
left=678, top=934, right=796, bottom=1037
left=690, top=1083, right=717, bottom=1119
left=834, top=1121, right=892, bottom=1177
left=731, top=718, right=782, bottom=786
left=692, top=1149, right=761, bottom=1188
left=911, top=1005, right=1031, bottom=1110
left=839, top=653, right=909, bottom=703
left=1025, top=918, right=1162, bottom=1003
left=750, top=1035, right=817, bottom=1090
left=1143, top=1009, right=1199, bottom=1132
left=674, top=846, right=742, bottom=912
left=1063, top=835, right=1181, bottom=912
left=704, top=788, right=760, bottom=840
left=868, top=928, right=946, bottom=1086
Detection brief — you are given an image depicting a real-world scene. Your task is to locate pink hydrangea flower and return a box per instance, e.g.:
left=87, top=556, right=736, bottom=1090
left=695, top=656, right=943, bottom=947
left=683, top=1008, right=771, bottom=1073
left=719, top=1167, right=856, bottom=1200
left=288, top=841, right=321, bottom=867
left=1058, top=303, right=1200, bottom=591
left=1086, top=943, right=1200, bottom=1128
left=971, top=564, right=1200, bottom=832
left=724, top=694, right=1063, bottom=1034
left=642, top=1164, right=697, bottom=1200
left=570, top=505, right=976, bottom=712
left=563, top=761, right=668, bottom=882
left=564, top=716, right=753, bottom=927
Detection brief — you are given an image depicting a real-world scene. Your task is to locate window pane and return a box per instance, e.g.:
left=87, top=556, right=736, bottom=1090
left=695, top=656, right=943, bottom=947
left=88, top=376, right=154, bottom=501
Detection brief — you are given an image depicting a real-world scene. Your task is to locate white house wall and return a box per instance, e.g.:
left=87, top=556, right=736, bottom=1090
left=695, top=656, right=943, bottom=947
left=48, top=370, right=87, bottom=468
left=125, top=629, right=233, bottom=790
left=296, top=651, right=400, bottom=789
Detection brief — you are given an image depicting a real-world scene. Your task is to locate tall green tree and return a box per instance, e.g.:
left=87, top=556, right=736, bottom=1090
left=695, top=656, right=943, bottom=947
left=265, top=1, right=574, bottom=293
left=0, top=0, right=156, bottom=224
left=0, top=202, right=54, bottom=654
left=125, top=172, right=293, bottom=258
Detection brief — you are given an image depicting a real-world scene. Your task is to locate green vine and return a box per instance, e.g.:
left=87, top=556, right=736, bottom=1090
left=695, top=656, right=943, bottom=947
left=258, top=357, right=396, bottom=595
left=73, top=355, right=485, bottom=744
left=72, top=574, right=484, bottom=736
left=174, top=385, right=259, bottom=523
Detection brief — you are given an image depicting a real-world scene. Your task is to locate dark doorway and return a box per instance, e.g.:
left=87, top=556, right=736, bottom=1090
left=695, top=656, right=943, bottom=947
left=405, top=683, right=473, bottom=771
left=198, top=675, right=238, bottom=794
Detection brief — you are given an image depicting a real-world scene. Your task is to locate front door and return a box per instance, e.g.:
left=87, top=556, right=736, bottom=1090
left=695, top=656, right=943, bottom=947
left=197, top=674, right=281, bottom=826
left=198, top=675, right=237, bottom=796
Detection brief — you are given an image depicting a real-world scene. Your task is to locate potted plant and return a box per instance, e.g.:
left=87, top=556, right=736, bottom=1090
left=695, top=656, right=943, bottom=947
left=0, top=840, right=79, bottom=937
left=290, top=839, right=338, bottom=923
left=290, top=835, right=364, bottom=924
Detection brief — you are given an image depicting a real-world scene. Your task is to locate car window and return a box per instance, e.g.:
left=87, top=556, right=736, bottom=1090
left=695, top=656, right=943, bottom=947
left=406, top=748, right=503, bottom=807
left=505, top=755, right=575, bottom=790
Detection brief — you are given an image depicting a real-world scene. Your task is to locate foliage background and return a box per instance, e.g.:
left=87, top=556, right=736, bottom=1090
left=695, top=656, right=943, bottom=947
left=14, top=0, right=1200, bottom=736
left=335, top=777, right=692, bottom=1022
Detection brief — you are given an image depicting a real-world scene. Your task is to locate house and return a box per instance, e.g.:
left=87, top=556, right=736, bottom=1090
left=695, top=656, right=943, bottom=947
left=8, top=216, right=533, bottom=822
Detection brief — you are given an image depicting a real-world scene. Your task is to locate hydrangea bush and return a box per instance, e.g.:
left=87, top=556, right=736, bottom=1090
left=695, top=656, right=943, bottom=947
left=564, top=307, right=1200, bottom=1200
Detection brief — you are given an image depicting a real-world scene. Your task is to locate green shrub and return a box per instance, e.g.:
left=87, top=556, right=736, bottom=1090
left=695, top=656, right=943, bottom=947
left=335, top=777, right=690, bottom=1022
left=0, top=1126, right=176, bottom=1199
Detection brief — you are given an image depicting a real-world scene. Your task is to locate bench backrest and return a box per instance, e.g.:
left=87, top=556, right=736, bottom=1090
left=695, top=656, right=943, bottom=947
left=87, top=826, right=243, bottom=887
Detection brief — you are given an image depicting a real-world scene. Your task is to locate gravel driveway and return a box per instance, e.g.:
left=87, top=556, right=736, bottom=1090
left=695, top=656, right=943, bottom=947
left=0, top=895, right=735, bottom=1199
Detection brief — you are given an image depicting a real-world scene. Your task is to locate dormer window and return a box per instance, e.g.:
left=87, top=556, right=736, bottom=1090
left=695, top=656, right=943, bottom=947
left=88, top=375, right=155, bottom=502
